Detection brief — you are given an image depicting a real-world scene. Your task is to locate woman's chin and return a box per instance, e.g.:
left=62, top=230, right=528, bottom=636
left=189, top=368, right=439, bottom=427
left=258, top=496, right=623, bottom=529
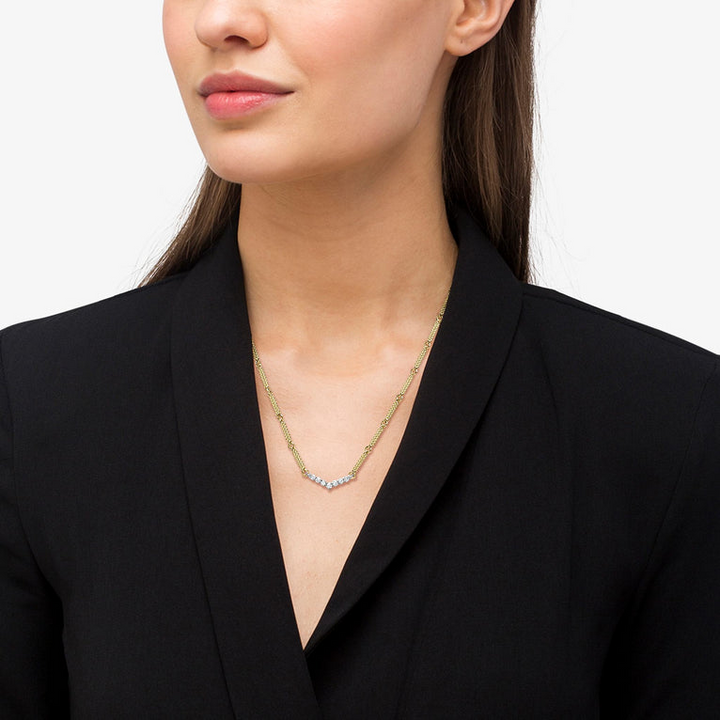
left=205, top=156, right=352, bottom=189
left=204, top=150, right=318, bottom=187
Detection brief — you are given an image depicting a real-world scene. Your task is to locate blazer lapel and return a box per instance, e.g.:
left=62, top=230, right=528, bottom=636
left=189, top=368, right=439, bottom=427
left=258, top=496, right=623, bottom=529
left=304, top=208, right=523, bottom=653
left=171, top=217, right=322, bottom=719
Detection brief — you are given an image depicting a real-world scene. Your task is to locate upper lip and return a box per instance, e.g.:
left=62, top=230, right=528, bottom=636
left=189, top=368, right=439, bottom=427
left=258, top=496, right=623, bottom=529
left=198, top=71, right=292, bottom=96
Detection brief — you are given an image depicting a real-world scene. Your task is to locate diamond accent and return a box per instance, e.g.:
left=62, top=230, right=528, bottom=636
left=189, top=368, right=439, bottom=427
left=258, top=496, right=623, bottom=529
left=305, top=471, right=355, bottom=491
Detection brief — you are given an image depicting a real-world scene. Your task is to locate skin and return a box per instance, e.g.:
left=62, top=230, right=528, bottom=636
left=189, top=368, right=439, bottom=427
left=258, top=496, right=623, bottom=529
left=163, top=0, right=515, bottom=649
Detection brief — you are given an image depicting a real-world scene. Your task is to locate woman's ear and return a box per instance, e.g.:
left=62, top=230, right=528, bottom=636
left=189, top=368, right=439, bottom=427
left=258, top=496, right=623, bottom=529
left=445, top=0, right=516, bottom=57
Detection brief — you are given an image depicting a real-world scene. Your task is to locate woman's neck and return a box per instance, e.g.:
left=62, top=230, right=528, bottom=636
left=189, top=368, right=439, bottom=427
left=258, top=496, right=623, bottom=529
left=238, top=160, right=457, bottom=354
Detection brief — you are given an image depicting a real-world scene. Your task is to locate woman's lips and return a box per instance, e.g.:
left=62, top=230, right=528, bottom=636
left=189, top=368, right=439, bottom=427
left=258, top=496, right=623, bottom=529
left=199, top=71, right=293, bottom=119
left=203, top=90, right=290, bottom=119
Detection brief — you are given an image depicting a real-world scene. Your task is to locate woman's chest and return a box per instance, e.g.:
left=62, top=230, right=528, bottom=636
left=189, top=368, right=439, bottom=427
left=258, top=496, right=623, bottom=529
left=257, top=385, right=419, bottom=649
left=252, top=350, right=430, bottom=648
left=17, top=369, right=668, bottom=718
left=26, top=432, right=644, bottom=719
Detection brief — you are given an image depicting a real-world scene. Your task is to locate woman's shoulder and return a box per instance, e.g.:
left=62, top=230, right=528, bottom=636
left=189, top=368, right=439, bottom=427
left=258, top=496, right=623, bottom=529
left=519, top=282, right=718, bottom=378
left=0, top=272, right=188, bottom=388
left=1, top=274, right=187, bottom=348
left=514, top=282, right=719, bottom=468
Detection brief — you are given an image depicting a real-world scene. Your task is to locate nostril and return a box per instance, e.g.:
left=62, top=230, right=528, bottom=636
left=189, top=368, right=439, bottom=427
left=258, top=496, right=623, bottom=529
left=194, top=9, right=269, bottom=51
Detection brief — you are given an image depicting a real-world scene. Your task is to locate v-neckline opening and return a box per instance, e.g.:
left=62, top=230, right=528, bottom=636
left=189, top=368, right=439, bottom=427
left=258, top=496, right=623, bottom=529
left=264, top=417, right=416, bottom=657
left=254, top=310, right=449, bottom=657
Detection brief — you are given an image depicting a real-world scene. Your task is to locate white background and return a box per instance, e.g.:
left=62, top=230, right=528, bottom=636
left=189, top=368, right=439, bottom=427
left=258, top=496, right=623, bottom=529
left=1, top=1, right=718, bottom=351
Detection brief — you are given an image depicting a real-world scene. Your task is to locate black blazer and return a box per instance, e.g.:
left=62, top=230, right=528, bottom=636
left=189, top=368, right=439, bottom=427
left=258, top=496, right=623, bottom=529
left=1, top=210, right=719, bottom=719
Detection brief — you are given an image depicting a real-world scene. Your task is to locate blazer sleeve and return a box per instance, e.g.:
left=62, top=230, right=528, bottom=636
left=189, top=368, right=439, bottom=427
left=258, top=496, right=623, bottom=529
left=0, top=332, right=69, bottom=718
left=601, top=359, right=720, bottom=718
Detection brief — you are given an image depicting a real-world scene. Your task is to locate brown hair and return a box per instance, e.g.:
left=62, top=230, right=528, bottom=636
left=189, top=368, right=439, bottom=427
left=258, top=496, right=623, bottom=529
left=141, top=0, right=536, bottom=286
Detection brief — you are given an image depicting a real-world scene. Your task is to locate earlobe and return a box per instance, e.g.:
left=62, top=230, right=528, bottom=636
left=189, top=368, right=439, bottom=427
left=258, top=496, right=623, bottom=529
left=445, top=0, right=516, bottom=57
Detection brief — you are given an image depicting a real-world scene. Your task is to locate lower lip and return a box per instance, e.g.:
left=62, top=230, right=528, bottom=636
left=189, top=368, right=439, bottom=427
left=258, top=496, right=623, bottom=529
left=203, top=91, right=290, bottom=119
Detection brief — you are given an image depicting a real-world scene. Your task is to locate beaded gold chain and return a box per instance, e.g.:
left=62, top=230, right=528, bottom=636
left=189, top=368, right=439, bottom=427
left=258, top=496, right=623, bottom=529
left=251, top=292, right=449, bottom=490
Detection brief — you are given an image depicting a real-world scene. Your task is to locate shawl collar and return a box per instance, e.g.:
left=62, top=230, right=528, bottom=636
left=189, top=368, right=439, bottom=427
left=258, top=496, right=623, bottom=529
left=170, top=207, right=522, bottom=714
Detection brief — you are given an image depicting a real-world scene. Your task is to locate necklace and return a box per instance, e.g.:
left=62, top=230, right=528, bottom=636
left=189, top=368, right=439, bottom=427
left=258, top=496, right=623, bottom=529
left=251, top=292, right=450, bottom=491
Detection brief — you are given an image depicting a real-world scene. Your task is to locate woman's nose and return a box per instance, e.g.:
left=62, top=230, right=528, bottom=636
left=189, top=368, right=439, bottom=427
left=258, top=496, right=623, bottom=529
left=195, top=0, right=269, bottom=51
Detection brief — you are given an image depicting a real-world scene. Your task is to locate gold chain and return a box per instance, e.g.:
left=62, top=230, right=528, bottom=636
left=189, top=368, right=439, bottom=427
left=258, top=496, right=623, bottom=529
left=251, top=291, right=450, bottom=490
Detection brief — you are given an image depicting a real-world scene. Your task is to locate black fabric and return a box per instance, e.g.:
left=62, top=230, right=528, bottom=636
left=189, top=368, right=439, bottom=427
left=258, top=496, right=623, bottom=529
left=1, top=211, right=718, bottom=718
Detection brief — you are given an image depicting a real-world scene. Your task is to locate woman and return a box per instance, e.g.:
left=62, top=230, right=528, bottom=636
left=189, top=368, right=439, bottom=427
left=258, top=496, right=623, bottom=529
left=1, top=0, right=718, bottom=717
